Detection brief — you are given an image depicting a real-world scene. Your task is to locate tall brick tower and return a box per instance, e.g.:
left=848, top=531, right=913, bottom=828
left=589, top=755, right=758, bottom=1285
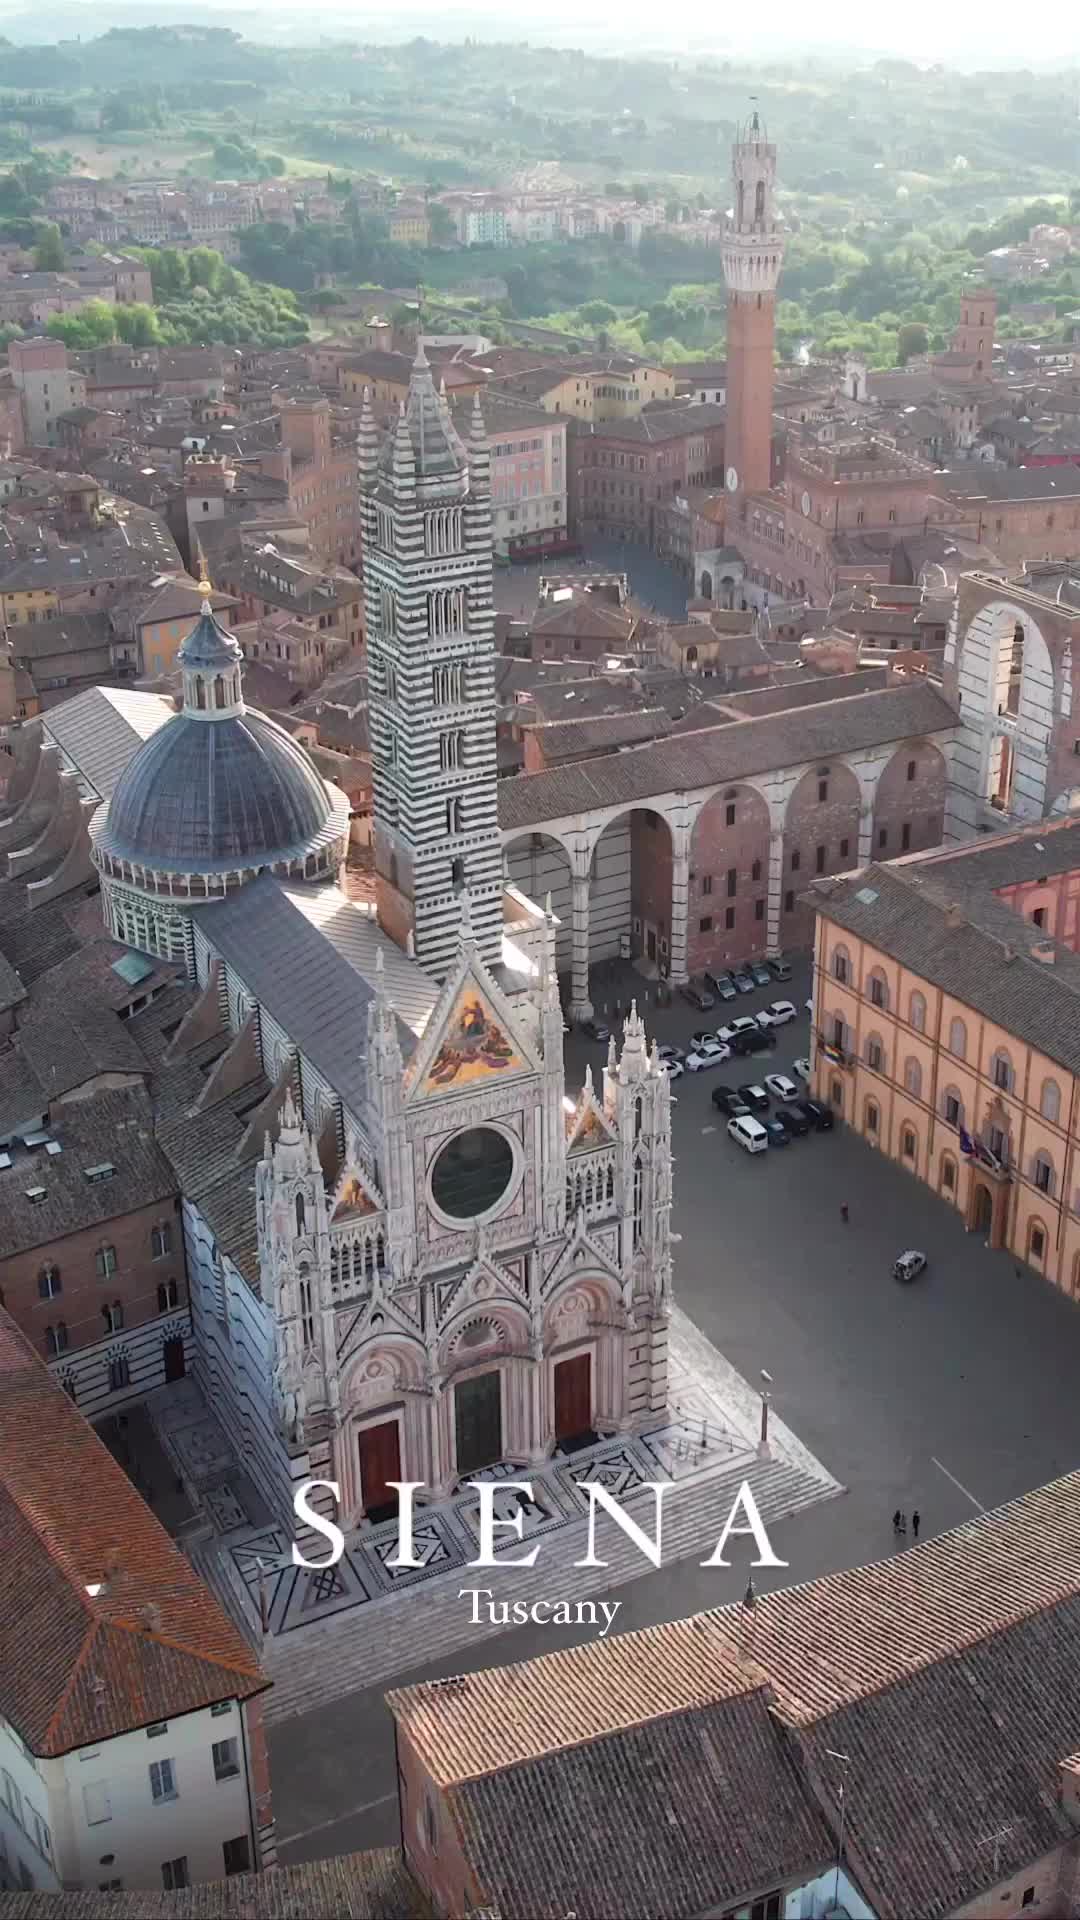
left=953, top=287, right=996, bottom=374
left=721, top=112, right=785, bottom=509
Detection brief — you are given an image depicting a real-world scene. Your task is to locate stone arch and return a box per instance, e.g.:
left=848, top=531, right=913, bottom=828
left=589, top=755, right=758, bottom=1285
left=502, top=829, right=574, bottom=970
left=587, top=804, right=675, bottom=976
left=871, top=741, right=947, bottom=859
left=338, top=1333, right=426, bottom=1419
left=438, top=1296, right=530, bottom=1374
left=955, top=598, right=1055, bottom=819
left=782, top=761, right=861, bottom=948
left=688, top=780, right=771, bottom=972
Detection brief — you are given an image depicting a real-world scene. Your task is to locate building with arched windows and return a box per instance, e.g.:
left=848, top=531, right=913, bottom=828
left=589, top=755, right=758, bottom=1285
left=809, top=811, right=1080, bottom=1302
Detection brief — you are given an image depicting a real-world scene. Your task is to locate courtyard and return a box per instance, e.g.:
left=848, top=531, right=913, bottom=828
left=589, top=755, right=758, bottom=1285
left=268, top=948, right=1080, bottom=1865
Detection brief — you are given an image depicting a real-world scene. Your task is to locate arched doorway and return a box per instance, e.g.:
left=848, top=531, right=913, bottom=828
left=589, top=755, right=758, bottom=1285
left=700, top=569, right=713, bottom=601
left=971, top=1183, right=993, bottom=1235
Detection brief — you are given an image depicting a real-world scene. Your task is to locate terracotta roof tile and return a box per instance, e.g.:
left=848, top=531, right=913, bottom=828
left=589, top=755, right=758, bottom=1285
left=0, top=1849, right=425, bottom=1918
left=0, top=1310, right=265, bottom=1755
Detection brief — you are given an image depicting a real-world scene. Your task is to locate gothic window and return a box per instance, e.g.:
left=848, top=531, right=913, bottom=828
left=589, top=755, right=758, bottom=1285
left=385, top=663, right=398, bottom=703
left=96, top=1245, right=118, bottom=1279
left=439, top=731, right=465, bottom=771
left=446, top=796, right=464, bottom=834
left=901, top=1126, right=917, bottom=1161
left=433, top=662, right=463, bottom=705
left=428, top=588, right=464, bottom=638
left=45, top=1323, right=67, bottom=1357
left=195, top=678, right=206, bottom=711
left=102, top=1301, right=124, bottom=1334
left=868, top=970, right=888, bottom=1010
left=213, top=675, right=226, bottom=710
left=632, top=1159, right=643, bottom=1249
left=451, top=857, right=465, bottom=893
left=832, top=945, right=850, bottom=984
left=1040, top=1078, right=1062, bottom=1124
left=151, top=1223, right=171, bottom=1259
left=38, top=1264, right=61, bottom=1300
left=295, top=1192, right=306, bottom=1235
left=378, top=585, right=397, bottom=638
left=109, top=1355, right=130, bottom=1393
left=909, top=991, right=927, bottom=1033
left=754, top=180, right=765, bottom=224
left=157, top=1279, right=179, bottom=1313
left=948, top=1016, right=967, bottom=1060
left=299, top=1265, right=315, bottom=1349
left=865, top=1033, right=885, bottom=1073
left=376, top=506, right=394, bottom=552
left=904, top=1057, right=922, bottom=1099
left=736, top=180, right=745, bottom=226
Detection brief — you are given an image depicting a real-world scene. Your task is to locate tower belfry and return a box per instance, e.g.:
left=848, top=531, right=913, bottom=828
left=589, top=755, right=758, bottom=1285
left=720, top=110, right=785, bottom=507
left=359, top=349, right=502, bottom=977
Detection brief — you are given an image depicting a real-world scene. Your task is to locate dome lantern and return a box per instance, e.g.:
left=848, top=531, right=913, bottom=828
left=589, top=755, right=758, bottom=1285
left=179, top=587, right=245, bottom=721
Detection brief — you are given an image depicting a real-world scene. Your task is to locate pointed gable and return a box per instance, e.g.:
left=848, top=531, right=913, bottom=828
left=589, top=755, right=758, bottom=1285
left=567, top=1097, right=616, bottom=1154
left=405, top=940, right=537, bottom=1101
left=330, top=1165, right=382, bottom=1221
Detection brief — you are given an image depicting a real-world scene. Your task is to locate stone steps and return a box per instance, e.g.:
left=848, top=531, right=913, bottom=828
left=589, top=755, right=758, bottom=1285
left=261, top=1452, right=842, bottom=1725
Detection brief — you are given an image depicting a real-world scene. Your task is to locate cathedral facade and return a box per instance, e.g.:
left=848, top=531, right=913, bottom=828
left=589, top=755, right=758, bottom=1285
left=82, top=347, right=674, bottom=1538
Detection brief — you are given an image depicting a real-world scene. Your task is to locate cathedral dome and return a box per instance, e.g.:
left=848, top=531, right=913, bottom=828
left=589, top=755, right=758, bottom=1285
left=94, top=598, right=342, bottom=880
left=99, top=706, right=334, bottom=871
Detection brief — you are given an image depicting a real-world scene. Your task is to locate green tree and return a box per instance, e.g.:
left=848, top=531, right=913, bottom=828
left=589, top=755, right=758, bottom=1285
left=46, top=299, right=117, bottom=348
left=896, top=320, right=929, bottom=362
left=114, top=301, right=160, bottom=346
left=33, top=222, right=65, bottom=271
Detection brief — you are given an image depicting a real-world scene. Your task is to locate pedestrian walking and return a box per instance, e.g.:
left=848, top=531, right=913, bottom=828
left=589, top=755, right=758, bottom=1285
left=840, top=1202, right=849, bottom=1223
left=912, top=1510, right=921, bottom=1540
left=892, top=1509, right=906, bottom=1535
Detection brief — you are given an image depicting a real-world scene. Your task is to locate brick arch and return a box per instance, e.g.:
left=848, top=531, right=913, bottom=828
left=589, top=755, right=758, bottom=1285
left=688, top=782, right=771, bottom=971
left=781, top=761, right=861, bottom=950
left=872, top=740, right=947, bottom=859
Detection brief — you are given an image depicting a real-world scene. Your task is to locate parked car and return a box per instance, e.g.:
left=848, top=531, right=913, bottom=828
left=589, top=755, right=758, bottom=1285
left=664, top=1058, right=685, bottom=1080
left=657, top=1044, right=685, bottom=1067
left=732, top=968, right=756, bottom=995
left=893, top=1249, right=927, bottom=1284
left=738, top=1082, right=771, bottom=1112
left=777, top=1103, right=810, bottom=1137
left=793, top=1057, right=811, bottom=1084
left=750, top=962, right=772, bottom=988
left=712, top=1087, right=751, bottom=1117
left=764, top=1073, right=799, bottom=1103
left=681, top=977, right=716, bottom=1011
left=728, top=1114, right=769, bottom=1155
left=705, top=969, right=738, bottom=1001
left=768, top=956, right=793, bottom=981
left=583, top=1018, right=610, bottom=1042
left=690, top=1029, right=717, bottom=1051
left=791, top=1097, right=834, bottom=1132
left=685, top=1039, right=731, bottom=1072
left=762, top=1114, right=791, bottom=1146
left=717, top=1017, right=759, bottom=1046
left=731, top=1028, right=777, bottom=1057
left=757, top=1000, right=798, bottom=1029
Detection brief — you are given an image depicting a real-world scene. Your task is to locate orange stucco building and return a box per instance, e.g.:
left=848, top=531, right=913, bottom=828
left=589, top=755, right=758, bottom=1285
left=810, top=814, right=1080, bottom=1299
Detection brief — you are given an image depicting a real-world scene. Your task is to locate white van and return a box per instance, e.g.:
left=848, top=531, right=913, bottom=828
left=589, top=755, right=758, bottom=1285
left=727, top=1114, right=769, bottom=1155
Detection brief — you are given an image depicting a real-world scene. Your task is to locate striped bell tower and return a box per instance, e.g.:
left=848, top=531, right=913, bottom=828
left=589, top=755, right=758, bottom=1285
left=359, top=348, right=502, bottom=977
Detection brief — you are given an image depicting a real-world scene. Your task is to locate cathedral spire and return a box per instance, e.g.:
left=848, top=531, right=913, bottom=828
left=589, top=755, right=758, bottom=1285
left=357, top=384, right=379, bottom=486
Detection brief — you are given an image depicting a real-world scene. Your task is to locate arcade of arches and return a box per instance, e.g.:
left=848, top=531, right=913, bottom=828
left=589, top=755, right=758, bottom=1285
left=503, top=738, right=948, bottom=1018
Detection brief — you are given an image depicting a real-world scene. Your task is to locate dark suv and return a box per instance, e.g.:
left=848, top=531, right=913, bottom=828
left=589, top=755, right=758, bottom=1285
left=731, top=1027, right=776, bottom=1057
left=711, top=1087, right=750, bottom=1118
left=791, top=1097, right=834, bottom=1132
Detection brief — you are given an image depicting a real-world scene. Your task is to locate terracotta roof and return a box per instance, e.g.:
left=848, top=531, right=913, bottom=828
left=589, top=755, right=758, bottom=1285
left=393, top=1472, right=1080, bottom=1920
left=528, top=707, right=671, bottom=761
left=530, top=595, right=634, bottom=642
left=0, top=1309, right=265, bottom=1755
left=498, top=681, right=958, bottom=831
left=135, top=578, right=238, bottom=627
left=0, top=1085, right=175, bottom=1257
left=811, top=859, right=1080, bottom=1077
left=0, top=1848, right=424, bottom=1918
left=452, top=1688, right=833, bottom=1920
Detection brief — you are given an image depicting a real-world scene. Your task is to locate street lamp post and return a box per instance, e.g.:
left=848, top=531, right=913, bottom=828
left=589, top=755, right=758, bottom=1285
left=758, top=1368, right=773, bottom=1453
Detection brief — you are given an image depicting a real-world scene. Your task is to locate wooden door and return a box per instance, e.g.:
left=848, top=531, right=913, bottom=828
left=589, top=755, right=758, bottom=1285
left=163, top=1336, right=186, bottom=1383
left=454, top=1371, right=502, bottom=1475
left=357, top=1419, right=402, bottom=1519
left=554, top=1353, right=592, bottom=1441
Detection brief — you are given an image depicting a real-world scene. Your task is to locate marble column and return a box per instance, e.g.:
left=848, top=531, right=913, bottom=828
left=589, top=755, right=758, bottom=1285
left=569, top=869, right=593, bottom=1022
left=667, top=826, right=691, bottom=987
